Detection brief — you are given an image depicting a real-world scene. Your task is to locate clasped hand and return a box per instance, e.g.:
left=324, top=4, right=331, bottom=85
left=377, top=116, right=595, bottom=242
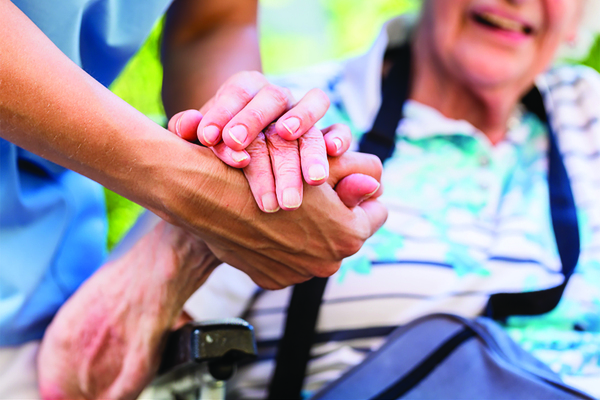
left=37, top=71, right=388, bottom=400
left=167, top=70, right=382, bottom=212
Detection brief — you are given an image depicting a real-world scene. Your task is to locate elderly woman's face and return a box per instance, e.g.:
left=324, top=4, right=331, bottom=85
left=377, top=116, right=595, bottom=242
left=420, top=0, right=583, bottom=90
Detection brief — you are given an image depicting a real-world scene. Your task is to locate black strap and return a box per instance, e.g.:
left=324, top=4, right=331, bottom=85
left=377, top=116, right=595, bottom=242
left=359, top=44, right=412, bottom=163
left=267, top=277, right=329, bottom=400
left=485, top=87, right=581, bottom=320
left=268, top=43, right=580, bottom=398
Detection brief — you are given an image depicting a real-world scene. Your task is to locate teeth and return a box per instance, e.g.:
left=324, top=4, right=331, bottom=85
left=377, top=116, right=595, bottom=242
left=479, top=11, right=527, bottom=33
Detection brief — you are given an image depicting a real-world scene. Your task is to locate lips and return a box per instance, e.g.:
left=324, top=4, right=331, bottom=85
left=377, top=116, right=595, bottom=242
left=472, top=10, right=534, bottom=35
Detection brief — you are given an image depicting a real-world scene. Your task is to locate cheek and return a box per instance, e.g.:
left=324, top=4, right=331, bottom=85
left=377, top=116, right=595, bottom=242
left=542, top=0, right=579, bottom=38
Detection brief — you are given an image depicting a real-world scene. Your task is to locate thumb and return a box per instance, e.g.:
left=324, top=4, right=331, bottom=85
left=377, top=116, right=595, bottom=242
left=167, top=109, right=203, bottom=142
left=328, top=152, right=383, bottom=187
left=335, top=174, right=382, bottom=208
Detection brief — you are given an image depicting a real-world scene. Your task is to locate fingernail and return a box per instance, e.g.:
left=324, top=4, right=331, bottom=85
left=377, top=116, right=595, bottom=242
left=175, top=114, right=183, bottom=137
left=261, top=193, right=280, bottom=213
left=282, top=117, right=301, bottom=136
left=232, top=151, right=248, bottom=163
left=363, top=183, right=381, bottom=200
left=282, top=188, right=302, bottom=209
left=203, top=125, right=220, bottom=145
left=229, top=125, right=248, bottom=145
left=308, top=164, right=327, bottom=181
left=333, top=137, right=343, bottom=152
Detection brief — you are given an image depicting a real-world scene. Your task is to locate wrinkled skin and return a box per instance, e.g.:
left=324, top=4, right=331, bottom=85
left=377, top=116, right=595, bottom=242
left=38, top=222, right=220, bottom=399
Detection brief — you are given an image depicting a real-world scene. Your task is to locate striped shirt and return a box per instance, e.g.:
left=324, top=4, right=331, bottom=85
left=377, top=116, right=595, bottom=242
left=184, top=17, right=600, bottom=399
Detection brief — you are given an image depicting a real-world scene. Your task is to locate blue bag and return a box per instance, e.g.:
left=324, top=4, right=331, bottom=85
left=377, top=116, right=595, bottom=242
left=312, top=314, right=594, bottom=400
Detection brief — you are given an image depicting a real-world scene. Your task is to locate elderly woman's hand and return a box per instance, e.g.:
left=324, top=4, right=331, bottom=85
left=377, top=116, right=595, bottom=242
left=37, top=220, right=220, bottom=400
left=167, top=71, right=354, bottom=212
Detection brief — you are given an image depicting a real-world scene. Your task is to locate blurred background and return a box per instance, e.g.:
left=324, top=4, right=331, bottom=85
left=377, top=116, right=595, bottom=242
left=105, top=0, right=600, bottom=249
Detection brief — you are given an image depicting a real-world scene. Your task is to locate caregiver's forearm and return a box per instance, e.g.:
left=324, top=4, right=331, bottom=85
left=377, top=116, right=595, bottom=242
left=0, top=0, right=220, bottom=220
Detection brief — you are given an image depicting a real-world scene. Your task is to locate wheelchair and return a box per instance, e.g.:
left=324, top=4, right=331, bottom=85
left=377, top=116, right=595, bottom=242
left=139, top=318, right=257, bottom=400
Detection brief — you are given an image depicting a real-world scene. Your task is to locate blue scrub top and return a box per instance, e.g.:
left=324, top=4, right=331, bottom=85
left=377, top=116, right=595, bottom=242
left=0, top=0, right=172, bottom=346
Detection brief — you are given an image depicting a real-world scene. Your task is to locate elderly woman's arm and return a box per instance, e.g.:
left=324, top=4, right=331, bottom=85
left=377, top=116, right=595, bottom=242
left=37, top=221, right=220, bottom=399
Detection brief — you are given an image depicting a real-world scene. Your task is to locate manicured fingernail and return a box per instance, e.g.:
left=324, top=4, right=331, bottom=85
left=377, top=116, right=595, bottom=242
left=282, top=117, right=301, bottom=136
left=282, top=188, right=302, bottom=209
left=261, top=193, right=280, bottom=213
left=229, top=125, right=248, bottom=145
left=308, top=164, right=327, bottom=181
left=363, top=183, right=381, bottom=200
left=232, top=151, right=248, bottom=163
left=175, top=114, right=183, bottom=137
left=203, top=125, right=220, bottom=145
left=333, top=137, right=343, bottom=152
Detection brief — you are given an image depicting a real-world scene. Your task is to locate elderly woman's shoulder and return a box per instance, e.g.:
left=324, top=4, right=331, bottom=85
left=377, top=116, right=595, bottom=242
left=542, top=64, right=600, bottom=96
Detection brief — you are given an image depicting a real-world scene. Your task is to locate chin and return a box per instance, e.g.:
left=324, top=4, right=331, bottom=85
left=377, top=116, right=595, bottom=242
left=450, top=43, right=534, bottom=91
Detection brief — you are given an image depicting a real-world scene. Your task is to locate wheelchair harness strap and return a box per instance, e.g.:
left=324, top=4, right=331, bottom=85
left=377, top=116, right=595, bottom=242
left=267, top=42, right=580, bottom=400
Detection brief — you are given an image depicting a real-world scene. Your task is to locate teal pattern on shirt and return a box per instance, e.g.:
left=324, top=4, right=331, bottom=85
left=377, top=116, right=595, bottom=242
left=320, top=92, right=600, bottom=379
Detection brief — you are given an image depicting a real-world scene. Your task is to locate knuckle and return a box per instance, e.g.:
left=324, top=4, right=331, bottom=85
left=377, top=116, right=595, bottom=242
left=246, top=132, right=268, bottom=152
left=210, top=105, right=235, bottom=121
left=246, top=107, right=267, bottom=126
left=266, top=281, right=286, bottom=291
left=300, top=135, right=326, bottom=153
left=344, top=237, right=364, bottom=257
left=272, top=156, right=300, bottom=176
left=226, top=85, right=253, bottom=104
left=263, top=84, right=290, bottom=107
left=270, top=140, right=299, bottom=158
left=282, top=87, right=294, bottom=101
left=245, top=70, right=265, bottom=82
left=313, top=262, right=341, bottom=278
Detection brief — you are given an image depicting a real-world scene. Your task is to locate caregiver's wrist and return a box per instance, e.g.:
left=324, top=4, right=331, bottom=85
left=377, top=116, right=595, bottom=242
left=146, top=135, right=254, bottom=235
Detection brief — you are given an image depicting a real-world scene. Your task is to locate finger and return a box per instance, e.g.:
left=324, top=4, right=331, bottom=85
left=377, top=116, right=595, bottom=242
left=197, top=71, right=269, bottom=147
left=355, top=198, right=388, bottom=238
left=275, top=88, right=330, bottom=141
left=335, top=174, right=382, bottom=208
left=328, top=152, right=383, bottom=187
left=167, top=110, right=203, bottom=142
left=265, top=125, right=303, bottom=210
left=222, top=84, right=294, bottom=151
left=198, top=96, right=216, bottom=115
left=168, top=111, right=185, bottom=134
left=323, top=123, right=352, bottom=157
left=243, top=132, right=279, bottom=213
left=299, top=127, right=328, bottom=186
left=210, top=142, right=251, bottom=168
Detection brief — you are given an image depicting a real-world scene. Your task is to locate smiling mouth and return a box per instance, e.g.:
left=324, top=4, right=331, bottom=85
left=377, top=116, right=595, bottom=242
left=472, top=11, right=534, bottom=35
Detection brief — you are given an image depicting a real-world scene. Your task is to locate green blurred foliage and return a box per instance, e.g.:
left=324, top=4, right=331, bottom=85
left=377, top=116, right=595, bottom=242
left=104, top=1, right=600, bottom=251
left=259, top=0, right=418, bottom=74
left=110, top=18, right=166, bottom=125
left=105, top=19, right=164, bottom=250
left=581, top=36, right=600, bottom=72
